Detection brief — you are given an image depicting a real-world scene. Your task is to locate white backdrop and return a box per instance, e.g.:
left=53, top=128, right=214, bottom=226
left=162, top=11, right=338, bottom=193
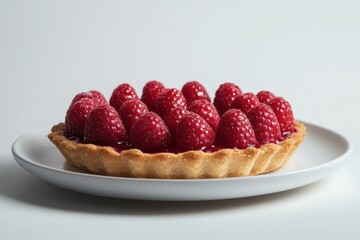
left=0, top=1, right=359, bottom=239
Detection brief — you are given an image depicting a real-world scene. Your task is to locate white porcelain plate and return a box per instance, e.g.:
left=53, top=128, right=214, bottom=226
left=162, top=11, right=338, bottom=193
left=12, top=121, right=352, bottom=201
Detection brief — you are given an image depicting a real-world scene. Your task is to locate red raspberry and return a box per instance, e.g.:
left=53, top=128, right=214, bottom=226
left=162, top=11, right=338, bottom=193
left=231, top=92, right=259, bottom=114
left=84, top=105, right=127, bottom=146
left=164, top=107, right=190, bottom=137
left=216, top=109, right=257, bottom=149
left=213, top=83, right=242, bottom=116
left=247, top=103, right=281, bottom=144
left=65, top=98, right=97, bottom=138
left=109, top=83, right=139, bottom=111
left=188, top=99, right=220, bottom=131
left=71, top=90, right=107, bottom=106
left=181, top=81, right=211, bottom=104
left=257, top=90, right=275, bottom=104
left=118, top=99, right=149, bottom=134
left=141, top=80, right=165, bottom=111
left=267, top=97, right=295, bottom=135
left=176, top=113, right=215, bottom=152
left=154, top=88, right=187, bottom=120
left=130, top=112, right=171, bottom=151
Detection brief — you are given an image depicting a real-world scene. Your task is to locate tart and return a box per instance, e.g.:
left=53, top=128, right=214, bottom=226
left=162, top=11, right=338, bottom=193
left=48, top=81, right=306, bottom=179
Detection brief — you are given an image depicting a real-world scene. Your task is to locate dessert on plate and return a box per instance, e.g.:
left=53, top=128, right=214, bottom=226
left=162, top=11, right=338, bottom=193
left=48, top=81, right=306, bottom=179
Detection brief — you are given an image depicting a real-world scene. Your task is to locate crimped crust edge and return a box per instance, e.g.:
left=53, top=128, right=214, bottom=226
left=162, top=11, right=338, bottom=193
left=48, top=121, right=306, bottom=179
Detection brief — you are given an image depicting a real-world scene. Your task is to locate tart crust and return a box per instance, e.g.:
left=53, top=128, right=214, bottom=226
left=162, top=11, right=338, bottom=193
left=48, top=121, right=306, bottom=179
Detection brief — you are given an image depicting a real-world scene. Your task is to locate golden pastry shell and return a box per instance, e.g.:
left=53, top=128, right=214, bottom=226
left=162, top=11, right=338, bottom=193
left=48, top=121, right=306, bottom=179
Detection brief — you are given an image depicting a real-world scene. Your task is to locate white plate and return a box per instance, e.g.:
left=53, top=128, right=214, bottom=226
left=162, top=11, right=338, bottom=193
left=12, top=121, right=352, bottom=201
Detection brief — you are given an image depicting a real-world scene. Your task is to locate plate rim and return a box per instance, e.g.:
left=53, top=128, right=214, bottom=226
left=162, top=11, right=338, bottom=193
left=11, top=120, right=353, bottom=183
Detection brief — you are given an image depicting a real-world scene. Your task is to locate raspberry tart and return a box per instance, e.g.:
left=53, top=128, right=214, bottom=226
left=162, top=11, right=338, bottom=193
left=48, top=81, right=306, bottom=179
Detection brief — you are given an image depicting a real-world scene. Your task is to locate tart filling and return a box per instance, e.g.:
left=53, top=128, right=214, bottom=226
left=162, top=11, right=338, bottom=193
left=48, top=81, right=306, bottom=179
left=48, top=121, right=305, bottom=179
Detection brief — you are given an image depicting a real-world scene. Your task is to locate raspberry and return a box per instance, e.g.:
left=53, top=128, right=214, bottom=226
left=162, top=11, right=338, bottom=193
left=65, top=98, right=97, bottom=138
left=71, top=90, right=107, bottom=106
left=154, top=88, right=187, bottom=120
left=213, top=83, right=242, bottom=116
left=164, top=107, right=190, bottom=138
left=181, top=81, right=211, bottom=104
left=247, top=103, right=281, bottom=144
left=84, top=105, right=127, bottom=146
left=216, top=109, right=257, bottom=149
left=109, top=83, right=139, bottom=111
left=231, top=92, right=259, bottom=114
left=257, top=90, right=275, bottom=104
left=130, top=112, right=171, bottom=151
left=188, top=99, right=220, bottom=131
left=141, top=80, right=165, bottom=111
left=268, top=97, right=295, bottom=135
left=118, top=99, right=149, bottom=134
left=176, top=113, right=215, bottom=152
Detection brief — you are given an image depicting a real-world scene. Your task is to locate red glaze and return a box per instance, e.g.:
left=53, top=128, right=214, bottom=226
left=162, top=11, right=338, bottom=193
left=70, top=133, right=293, bottom=154
left=66, top=82, right=296, bottom=155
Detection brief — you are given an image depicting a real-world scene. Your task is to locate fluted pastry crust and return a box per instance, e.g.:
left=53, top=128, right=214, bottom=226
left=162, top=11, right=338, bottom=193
left=48, top=121, right=306, bottom=179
